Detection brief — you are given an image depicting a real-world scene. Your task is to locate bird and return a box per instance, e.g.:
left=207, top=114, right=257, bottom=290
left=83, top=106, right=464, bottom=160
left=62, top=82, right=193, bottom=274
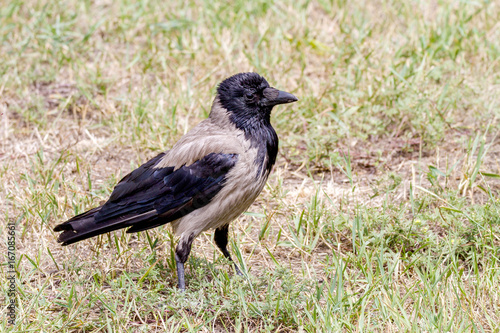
left=53, top=72, right=298, bottom=290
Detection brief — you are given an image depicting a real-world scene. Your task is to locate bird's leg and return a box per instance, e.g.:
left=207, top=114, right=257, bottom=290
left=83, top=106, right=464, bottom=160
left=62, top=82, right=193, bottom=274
left=175, top=234, right=195, bottom=291
left=214, top=224, right=243, bottom=276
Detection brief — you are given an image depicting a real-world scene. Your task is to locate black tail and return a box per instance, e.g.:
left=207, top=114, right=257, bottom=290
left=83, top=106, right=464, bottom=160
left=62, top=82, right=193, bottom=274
left=54, top=206, right=156, bottom=246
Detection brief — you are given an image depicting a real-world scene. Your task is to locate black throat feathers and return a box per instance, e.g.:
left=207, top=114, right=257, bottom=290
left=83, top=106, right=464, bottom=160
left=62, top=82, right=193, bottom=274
left=233, top=114, right=279, bottom=178
left=220, top=103, right=278, bottom=177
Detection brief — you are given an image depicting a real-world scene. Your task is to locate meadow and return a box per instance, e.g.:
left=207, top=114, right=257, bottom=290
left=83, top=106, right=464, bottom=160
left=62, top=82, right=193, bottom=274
left=1, top=0, right=499, bottom=331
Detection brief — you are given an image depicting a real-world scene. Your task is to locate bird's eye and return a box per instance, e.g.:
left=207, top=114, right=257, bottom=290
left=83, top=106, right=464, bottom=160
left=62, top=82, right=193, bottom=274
left=245, top=92, right=255, bottom=100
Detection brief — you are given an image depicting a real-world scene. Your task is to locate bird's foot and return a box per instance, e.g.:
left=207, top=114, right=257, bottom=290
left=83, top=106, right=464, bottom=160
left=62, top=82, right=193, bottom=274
left=234, top=263, right=244, bottom=277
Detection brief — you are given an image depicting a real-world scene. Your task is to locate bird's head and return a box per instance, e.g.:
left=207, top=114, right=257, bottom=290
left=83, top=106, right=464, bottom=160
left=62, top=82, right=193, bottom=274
left=215, top=72, right=298, bottom=125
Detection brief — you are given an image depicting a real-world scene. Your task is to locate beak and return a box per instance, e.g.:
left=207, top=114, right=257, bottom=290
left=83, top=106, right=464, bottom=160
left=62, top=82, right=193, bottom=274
left=262, top=87, right=298, bottom=107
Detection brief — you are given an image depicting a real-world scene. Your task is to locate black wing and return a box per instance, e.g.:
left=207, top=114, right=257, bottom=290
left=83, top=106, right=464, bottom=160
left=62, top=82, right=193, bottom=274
left=54, top=152, right=238, bottom=244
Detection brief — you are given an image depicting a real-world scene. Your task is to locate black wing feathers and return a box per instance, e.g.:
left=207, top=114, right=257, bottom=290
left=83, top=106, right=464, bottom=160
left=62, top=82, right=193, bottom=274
left=97, top=152, right=238, bottom=222
left=108, top=152, right=167, bottom=202
left=155, top=152, right=237, bottom=215
left=54, top=152, right=238, bottom=245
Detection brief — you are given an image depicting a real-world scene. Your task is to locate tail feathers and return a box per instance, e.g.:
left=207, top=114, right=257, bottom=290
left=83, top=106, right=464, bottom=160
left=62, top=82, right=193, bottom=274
left=54, top=206, right=156, bottom=245
left=126, top=219, right=166, bottom=233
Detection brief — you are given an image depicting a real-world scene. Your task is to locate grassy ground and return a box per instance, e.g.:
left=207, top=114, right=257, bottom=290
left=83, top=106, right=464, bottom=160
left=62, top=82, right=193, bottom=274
left=1, top=0, right=499, bottom=331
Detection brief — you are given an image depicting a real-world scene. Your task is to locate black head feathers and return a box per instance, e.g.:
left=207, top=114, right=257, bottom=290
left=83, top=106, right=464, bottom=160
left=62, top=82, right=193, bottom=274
left=217, top=72, right=297, bottom=126
left=217, top=72, right=270, bottom=100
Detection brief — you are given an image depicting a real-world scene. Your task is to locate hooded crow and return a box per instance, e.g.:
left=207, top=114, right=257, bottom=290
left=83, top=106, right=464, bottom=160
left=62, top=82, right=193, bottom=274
left=54, top=72, right=298, bottom=290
